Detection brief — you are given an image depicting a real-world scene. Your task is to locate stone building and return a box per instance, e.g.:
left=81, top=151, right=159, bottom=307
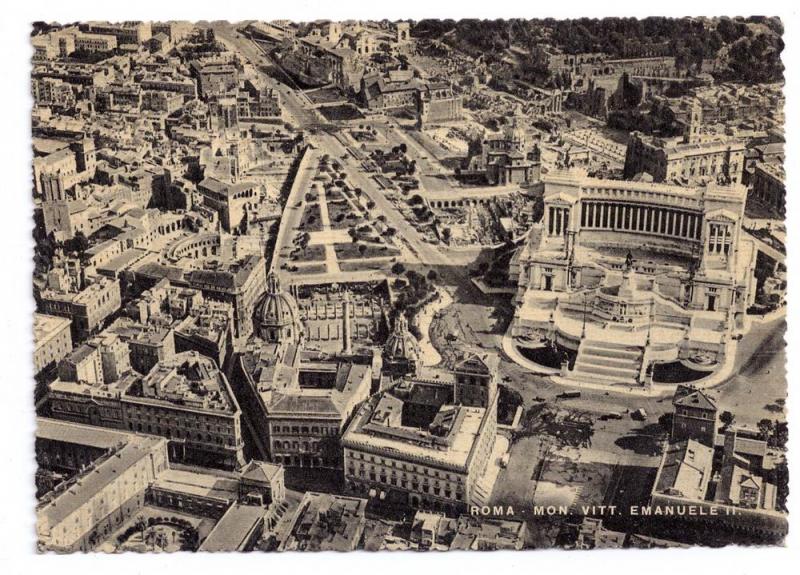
left=417, top=83, right=462, bottom=126
left=382, top=315, right=422, bottom=378
left=236, top=342, right=373, bottom=470
left=47, top=350, right=246, bottom=469
left=510, top=169, right=757, bottom=388
left=671, top=385, right=718, bottom=448
left=34, top=313, right=73, bottom=377
left=35, top=423, right=168, bottom=552
left=341, top=354, right=500, bottom=516
left=749, top=161, right=785, bottom=216
left=39, top=275, right=122, bottom=342
left=256, top=272, right=303, bottom=345
left=624, top=131, right=746, bottom=185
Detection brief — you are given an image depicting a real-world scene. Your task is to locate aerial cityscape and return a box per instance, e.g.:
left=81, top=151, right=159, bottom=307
left=30, top=17, right=787, bottom=552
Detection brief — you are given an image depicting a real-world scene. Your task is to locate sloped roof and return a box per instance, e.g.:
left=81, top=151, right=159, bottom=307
left=240, top=459, right=283, bottom=483
left=454, top=352, right=498, bottom=376
left=673, top=385, right=717, bottom=411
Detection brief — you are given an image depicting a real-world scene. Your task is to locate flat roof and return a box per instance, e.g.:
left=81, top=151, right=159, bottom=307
left=34, top=313, right=72, bottom=348
left=344, top=393, right=486, bottom=470
left=36, top=417, right=132, bottom=450
left=198, top=503, right=266, bottom=552
left=654, top=439, right=713, bottom=500
left=38, top=434, right=166, bottom=527
left=280, top=492, right=366, bottom=552
left=152, top=468, right=238, bottom=501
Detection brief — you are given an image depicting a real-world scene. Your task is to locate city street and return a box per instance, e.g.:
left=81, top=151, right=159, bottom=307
left=713, top=316, right=787, bottom=426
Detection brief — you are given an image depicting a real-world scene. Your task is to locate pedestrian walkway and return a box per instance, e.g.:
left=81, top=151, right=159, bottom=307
left=315, top=185, right=341, bottom=275
left=415, top=287, right=453, bottom=367
left=471, top=435, right=510, bottom=508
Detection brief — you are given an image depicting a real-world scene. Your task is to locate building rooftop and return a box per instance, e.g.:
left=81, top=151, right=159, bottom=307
left=34, top=313, right=72, bottom=348
left=755, top=160, right=785, bottom=183
left=36, top=417, right=131, bottom=450
left=279, top=492, right=367, bottom=552
left=673, top=385, right=717, bottom=411
left=268, top=362, right=371, bottom=418
left=108, top=316, right=173, bottom=348
left=450, top=516, right=527, bottom=551
left=240, top=459, right=283, bottom=484
left=654, top=439, right=714, bottom=500
left=37, top=434, right=167, bottom=528
left=134, top=350, right=236, bottom=413
left=199, top=503, right=266, bottom=552
left=152, top=467, right=238, bottom=501
left=343, top=379, right=486, bottom=470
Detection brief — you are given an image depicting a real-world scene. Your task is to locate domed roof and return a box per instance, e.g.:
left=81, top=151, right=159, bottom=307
left=504, top=118, right=526, bottom=144
left=384, top=315, right=420, bottom=362
left=258, top=272, right=300, bottom=329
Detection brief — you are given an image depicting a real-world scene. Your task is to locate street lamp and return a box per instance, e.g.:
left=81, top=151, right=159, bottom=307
left=581, top=291, right=587, bottom=339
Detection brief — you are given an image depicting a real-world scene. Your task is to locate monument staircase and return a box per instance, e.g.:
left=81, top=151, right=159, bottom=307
left=570, top=338, right=644, bottom=386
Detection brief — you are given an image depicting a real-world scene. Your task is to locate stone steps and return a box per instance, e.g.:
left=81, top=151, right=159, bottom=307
left=571, top=368, right=638, bottom=385
left=572, top=361, right=639, bottom=380
left=581, top=345, right=641, bottom=361
left=571, top=338, right=644, bottom=386
left=579, top=352, right=640, bottom=370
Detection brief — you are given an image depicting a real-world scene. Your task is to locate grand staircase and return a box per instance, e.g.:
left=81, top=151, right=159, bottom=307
left=570, top=339, right=644, bottom=386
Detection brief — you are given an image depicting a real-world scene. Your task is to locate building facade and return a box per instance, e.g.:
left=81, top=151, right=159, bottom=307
left=341, top=356, right=499, bottom=516
left=624, top=131, right=746, bottom=185
left=34, top=313, right=74, bottom=376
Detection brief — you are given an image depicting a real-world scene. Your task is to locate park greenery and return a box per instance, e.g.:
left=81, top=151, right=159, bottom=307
left=413, top=17, right=783, bottom=86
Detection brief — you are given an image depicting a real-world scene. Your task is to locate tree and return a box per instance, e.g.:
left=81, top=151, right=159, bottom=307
left=720, top=411, right=735, bottom=428
left=427, top=269, right=438, bottom=281
left=66, top=231, right=90, bottom=255
left=531, top=195, right=544, bottom=223
left=391, top=262, right=406, bottom=275
left=758, top=418, right=775, bottom=441
left=772, top=421, right=788, bottom=449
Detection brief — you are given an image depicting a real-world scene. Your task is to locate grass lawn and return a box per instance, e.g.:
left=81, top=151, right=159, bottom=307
left=294, top=263, right=329, bottom=275
left=298, top=202, right=323, bottom=232
left=320, top=104, right=364, bottom=121
left=334, top=242, right=400, bottom=260
left=338, top=260, right=392, bottom=273
left=289, top=244, right=326, bottom=262
left=327, top=198, right=364, bottom=230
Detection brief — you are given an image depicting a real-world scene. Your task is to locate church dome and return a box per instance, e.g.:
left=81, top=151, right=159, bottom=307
left=257, top=272, right=301, bottom=343
left=504, top=119, right=527, bottom=152
left=383, top=315, right=420, bottom=363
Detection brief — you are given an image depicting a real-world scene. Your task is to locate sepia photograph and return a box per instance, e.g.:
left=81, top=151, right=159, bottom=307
left=16, top=5, right=791, bottom=558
